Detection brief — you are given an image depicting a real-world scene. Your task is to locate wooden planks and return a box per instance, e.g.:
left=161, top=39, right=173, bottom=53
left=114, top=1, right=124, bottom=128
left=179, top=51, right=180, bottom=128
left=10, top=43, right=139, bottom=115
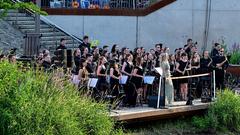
left=111, top=100, right=211, bottom=121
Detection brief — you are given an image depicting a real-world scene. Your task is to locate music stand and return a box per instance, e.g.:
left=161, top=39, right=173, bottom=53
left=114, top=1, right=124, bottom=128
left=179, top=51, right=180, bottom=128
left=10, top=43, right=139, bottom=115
left=119, top=75, right=128, bottom=85
left=154, top=67, right=164, bottom=109
left=144, top=76, right=155, bottom=84
left=87, top=78, right=98, bottom=89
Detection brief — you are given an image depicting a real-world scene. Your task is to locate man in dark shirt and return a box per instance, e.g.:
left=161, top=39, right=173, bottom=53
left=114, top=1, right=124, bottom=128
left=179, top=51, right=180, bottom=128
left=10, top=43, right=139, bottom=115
left=211, top=43, right=221, bottom=57
left=79, top=36, right=91, bottom=52
left=56, top=38, right=67, bottom=50
left=184, top=38, right=193, bottom=58
left=85, top=53, right=94, bottom=76
left=155, top=43, right=162, bottom=56
left=212, top=48, right=229, bottom=90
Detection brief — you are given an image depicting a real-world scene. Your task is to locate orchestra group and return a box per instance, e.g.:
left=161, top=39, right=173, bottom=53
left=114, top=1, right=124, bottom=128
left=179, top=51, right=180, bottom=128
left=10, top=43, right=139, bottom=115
left=0, top=36, right=229, bottom=107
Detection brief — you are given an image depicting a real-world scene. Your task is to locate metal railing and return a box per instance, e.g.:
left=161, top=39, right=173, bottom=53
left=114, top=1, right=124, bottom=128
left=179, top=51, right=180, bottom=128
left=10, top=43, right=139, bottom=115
left=40, top=0, right=160, bottom=9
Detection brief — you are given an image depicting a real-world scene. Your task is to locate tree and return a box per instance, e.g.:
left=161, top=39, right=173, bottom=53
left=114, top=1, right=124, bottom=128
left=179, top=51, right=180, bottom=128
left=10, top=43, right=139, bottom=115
left=0, top=0, right=47, bottom=17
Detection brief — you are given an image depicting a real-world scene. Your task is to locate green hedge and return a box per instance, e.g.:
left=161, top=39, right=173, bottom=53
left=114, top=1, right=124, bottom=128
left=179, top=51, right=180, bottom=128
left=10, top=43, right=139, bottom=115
left=192, top=90, right=240, bottom=132
left=0, top=61, right=122, bottom=135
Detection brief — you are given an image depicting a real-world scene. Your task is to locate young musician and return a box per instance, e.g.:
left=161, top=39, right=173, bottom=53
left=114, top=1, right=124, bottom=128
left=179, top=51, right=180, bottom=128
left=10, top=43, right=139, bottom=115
left=190, top=52, right=200, bottom=75
left=81, top=47, right=89, bottom=59
left=110, top=61, right=121, bottom=97
left=131, top=57, right=144, bottom=104
left=212, top=48, right=229, bottom=90
left=42, top=50, right=51, bottom=71
left=200, top=50, right=212, bottom=74
left=121, top=54, right=135, bottom=106
left=73, top=48, right=81, bottom=74
left=96, top=56, right=108, bottom=92
left=121, top=54, right=133, bottom=78
left=78, top=59, right=89, bottom=86
left=110, top=44, right=119, bottom=59
left=160, top=53, right=174, bottom=106
left=175, top=53, right=190, bottom=101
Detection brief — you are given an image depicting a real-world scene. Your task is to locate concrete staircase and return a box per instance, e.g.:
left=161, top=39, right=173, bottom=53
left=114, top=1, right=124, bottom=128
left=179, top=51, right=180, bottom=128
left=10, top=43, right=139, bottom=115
left=4, top=10, right=82, bottom=52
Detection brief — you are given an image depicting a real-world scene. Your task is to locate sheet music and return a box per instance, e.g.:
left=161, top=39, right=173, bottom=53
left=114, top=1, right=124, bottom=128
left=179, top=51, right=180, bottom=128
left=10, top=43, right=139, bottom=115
left=88, top=78, right=98, bottom=88
left=155, top=67, right=163, bottom=75
left=144, top=76, right=155, bottom=84
left=119, top=76, right=128, bottom=84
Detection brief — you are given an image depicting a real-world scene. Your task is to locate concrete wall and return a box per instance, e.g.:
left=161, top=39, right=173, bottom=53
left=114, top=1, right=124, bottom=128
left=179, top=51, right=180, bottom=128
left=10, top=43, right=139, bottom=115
left=0, top=20, right=24, bottom=55
left=46, top=0, right=240, bottom=52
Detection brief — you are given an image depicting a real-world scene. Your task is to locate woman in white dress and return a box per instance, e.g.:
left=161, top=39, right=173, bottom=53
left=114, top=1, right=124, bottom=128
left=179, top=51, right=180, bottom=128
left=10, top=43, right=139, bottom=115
left=160, top=53, right=174, bottom=106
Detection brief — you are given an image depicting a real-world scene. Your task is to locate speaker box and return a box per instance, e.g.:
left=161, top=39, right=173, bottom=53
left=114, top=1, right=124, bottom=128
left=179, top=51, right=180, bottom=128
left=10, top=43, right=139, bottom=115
left=148, top=96, right=165, bottom=108
left=66, top=49, right=72, bottom=68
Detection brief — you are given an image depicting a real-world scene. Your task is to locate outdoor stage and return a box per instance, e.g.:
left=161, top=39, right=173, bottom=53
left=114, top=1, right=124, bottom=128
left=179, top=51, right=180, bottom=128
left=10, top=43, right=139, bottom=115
left=110, top=99, right=211, bottom=122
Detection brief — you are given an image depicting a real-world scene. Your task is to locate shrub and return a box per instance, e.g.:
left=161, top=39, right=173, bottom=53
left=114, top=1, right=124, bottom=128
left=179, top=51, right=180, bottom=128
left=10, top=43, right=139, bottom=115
left=192, top=90, right=240, bottom=132
left=0, top=61, right=122, bottom=135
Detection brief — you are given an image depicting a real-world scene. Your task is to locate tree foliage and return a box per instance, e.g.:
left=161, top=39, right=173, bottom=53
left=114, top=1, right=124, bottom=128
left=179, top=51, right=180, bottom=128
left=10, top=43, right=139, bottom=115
left=0, top=0, right=47, bottom=17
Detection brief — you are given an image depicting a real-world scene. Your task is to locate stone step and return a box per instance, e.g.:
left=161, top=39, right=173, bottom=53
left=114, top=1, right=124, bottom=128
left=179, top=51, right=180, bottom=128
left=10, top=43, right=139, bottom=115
left=5, top=16, right=34, bottom=21
left=21, top=28, right=54, bottom=33
left=40, top=44, right=78, bottom=50
left=7, top=12, right=27, bottom=17
left=41, top=32, right=65, bottom=37
left=8, top=20, right=37, bottom=25
left=41, top=36, right=72, bottom=41
left=40, top=40, right=77, bottom=46
left=18, top=24, right=50, bottom=29
left=6, top=10, right=19, bottom=13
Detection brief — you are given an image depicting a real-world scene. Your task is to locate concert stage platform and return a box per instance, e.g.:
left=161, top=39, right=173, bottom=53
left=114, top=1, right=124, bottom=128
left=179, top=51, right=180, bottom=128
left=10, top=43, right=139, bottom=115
left=110, top=99, right=211, bottom=122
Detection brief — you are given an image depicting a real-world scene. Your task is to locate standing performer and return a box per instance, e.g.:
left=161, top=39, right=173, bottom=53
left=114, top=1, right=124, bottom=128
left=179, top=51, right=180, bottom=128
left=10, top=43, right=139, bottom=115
left=175, top=53, right=190, bottom=101
left=110, top=60, right=121, bottom=97
left=131, top=57, right=144, bottom=105
left=96, top=56, right=108, bottom=94
left=160, top=53, right=174, bottom=106
left=212, top=48, right=229, bottom=90
left=121, top=54, right=136, bottom=106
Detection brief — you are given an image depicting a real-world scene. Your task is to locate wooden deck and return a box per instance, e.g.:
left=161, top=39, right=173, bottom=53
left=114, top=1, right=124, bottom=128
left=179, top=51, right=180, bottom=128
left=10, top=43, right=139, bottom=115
left=110, top=99, right=211, bottom=122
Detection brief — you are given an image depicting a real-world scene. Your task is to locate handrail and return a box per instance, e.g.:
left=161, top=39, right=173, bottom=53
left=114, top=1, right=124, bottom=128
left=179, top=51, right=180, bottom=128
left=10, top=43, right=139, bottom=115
left=11, top=0, right=83, bottom=44
left=40, top=15, right=83, bottom=43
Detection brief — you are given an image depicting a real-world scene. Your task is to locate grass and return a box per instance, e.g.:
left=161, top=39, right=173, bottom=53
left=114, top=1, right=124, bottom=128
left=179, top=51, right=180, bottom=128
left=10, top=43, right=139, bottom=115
left=125, top=117, right=238, bottom=135
left=0, top=61, right=123, bottom=135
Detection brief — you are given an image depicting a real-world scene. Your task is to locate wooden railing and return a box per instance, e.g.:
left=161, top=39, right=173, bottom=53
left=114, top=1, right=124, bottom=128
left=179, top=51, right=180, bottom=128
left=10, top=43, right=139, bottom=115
left=41, top=0, right=176, bottom=16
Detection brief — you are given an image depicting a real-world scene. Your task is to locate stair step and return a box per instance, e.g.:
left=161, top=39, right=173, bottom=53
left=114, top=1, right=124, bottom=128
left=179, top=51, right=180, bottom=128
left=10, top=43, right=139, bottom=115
left=8, top=20, right=36, bottom=25
left=6, top=10, right=19, bottom=13
left=5, top=16, right=34, bottom=21
left=41, top=32, right=65, bottom=37
left=18, top=24, right=50, bottom=29
left=21, top=28, right=54, bottom=33
left=40, top=44, right=79, bottom=50
left=7, top=12, right=27, bottom=17
left=41, top=36, right=72, bottom=41
left=40, top=40, right=77, bottom=46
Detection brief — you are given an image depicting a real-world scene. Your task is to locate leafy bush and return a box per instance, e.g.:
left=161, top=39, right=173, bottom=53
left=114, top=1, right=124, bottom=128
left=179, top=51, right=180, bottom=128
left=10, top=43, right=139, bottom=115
left=230, top=51, right=240, bottom=64
left=192, top=90, right=240, bottom=132
left=0, top=61, right=122, bottom=135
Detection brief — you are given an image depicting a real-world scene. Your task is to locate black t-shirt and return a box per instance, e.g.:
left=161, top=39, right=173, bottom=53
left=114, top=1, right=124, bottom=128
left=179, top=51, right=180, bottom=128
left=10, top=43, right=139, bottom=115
left=211, top=48, right=219, bottom=57
left=184, top=44, right=191, bottom=57
left=56, top=45, right=67, bottom=50
left=79, top=42, right=91, bottom=52
left=212, top=56, right=229, bottom=69
left=86, top=62, right=94, bottom=74
left=200, top=58, right=212, bottom=73
left=74, top=56, right=81, bottom=73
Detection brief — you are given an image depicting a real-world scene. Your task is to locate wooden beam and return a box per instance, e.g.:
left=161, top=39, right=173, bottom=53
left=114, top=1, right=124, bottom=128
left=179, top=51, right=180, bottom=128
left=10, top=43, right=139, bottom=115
left=41, top=0, right=176, bottom=16
left=111, top=103, right=210, bottom=121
